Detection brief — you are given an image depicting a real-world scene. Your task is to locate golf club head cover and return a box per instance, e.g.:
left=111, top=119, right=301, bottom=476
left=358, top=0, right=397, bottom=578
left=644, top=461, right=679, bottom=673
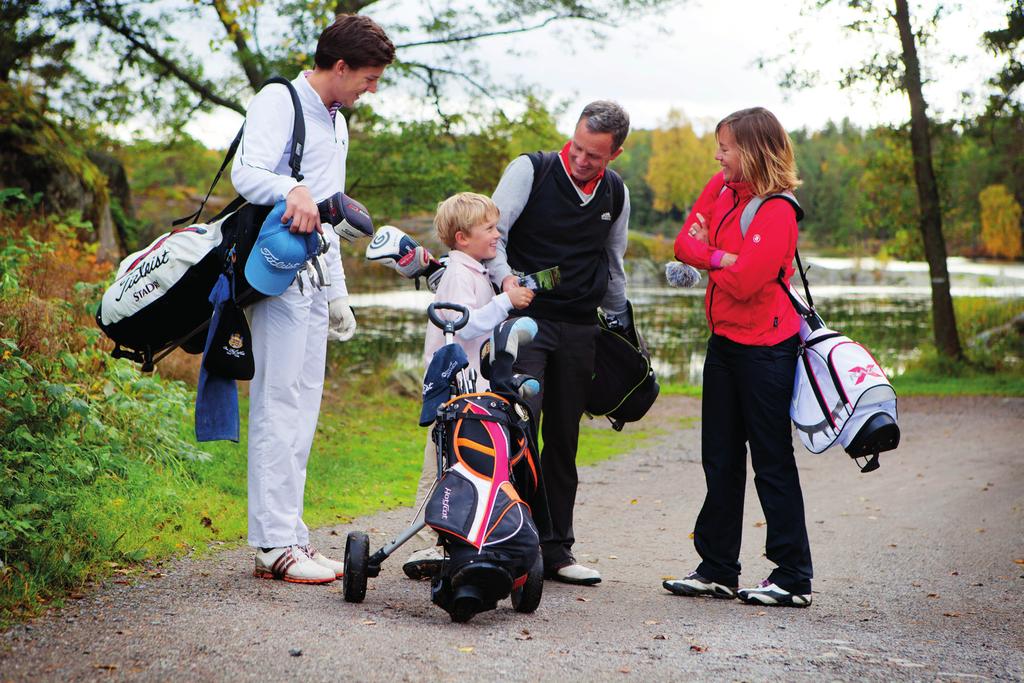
left=483, top=317, right=537, bottom=394
left=665, top=261, right=701, bottom=288
left=510, top=374, right=540, bottom=400
left=491, top=317, right=538, bottom=364
left=366, top=225, right=440, bottom=278
left=425, top=254, right=448, bottom=292
left=320, top=192, right=373, bottom=242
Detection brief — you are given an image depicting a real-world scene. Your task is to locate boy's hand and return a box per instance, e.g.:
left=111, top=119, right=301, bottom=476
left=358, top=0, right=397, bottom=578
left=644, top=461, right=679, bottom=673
left=507, top=285, right=534, bottom=310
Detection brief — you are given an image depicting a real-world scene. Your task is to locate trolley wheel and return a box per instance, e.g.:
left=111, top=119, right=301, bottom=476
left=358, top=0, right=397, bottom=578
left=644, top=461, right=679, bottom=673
left=342, top=531, right=369, bottom=603
left=511, top=549, right=544, bottom=613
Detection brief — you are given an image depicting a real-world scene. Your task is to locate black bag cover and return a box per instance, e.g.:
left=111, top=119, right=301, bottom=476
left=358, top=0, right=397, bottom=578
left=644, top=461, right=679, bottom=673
left=202, top=295, right=255, bottom=381
left=587, top=301, right=660, bottom=427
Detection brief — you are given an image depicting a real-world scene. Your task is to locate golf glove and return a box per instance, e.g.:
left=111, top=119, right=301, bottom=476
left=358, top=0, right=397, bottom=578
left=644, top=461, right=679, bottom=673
left=328, top=296, right=357, bottom=342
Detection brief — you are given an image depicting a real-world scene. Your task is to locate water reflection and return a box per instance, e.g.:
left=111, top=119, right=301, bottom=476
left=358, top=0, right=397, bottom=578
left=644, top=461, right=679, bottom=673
left=339, top=287, right=939, bottom=384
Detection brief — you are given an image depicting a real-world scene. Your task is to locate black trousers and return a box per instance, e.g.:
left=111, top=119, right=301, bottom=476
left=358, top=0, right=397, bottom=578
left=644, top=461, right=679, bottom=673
left=695, top=333, right=813, bottom=594
left=513, top=318, right=599, bottom=569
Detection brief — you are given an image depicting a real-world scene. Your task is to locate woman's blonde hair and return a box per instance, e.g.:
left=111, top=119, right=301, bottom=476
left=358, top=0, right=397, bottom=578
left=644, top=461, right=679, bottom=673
left=434, top=192, right=499, bottom=249
left=716, top=107, right=801, bottom=197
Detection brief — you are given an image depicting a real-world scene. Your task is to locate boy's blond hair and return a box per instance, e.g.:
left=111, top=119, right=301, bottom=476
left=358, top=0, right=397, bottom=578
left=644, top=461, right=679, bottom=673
left=434, top=192, right=499, bottom=249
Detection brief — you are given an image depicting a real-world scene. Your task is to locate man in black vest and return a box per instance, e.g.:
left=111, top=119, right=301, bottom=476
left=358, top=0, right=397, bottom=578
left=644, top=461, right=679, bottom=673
left=488, top=101, right=631, bottom=585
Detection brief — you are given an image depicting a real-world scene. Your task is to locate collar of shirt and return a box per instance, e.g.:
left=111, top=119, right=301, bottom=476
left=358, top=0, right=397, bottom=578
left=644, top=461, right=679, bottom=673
left=559, top=140, right=605, bottom=195
left=302, top=70, right=344, bottom=123
left=446, top=249, right=488, bottom=275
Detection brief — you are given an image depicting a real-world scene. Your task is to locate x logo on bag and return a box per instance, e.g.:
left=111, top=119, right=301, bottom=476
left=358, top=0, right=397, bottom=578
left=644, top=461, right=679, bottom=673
left=848, top=364, right=883, bottom=385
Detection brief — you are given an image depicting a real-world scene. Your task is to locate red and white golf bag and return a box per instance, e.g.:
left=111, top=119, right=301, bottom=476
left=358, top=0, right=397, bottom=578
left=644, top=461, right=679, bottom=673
left=785, top=260, right=900, bottom=472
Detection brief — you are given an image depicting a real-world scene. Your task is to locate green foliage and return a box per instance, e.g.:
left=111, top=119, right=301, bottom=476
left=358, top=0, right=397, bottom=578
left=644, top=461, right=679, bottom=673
left=114, top=135, right=237, bottom=248
left=645, top=110, right=718, bottom=215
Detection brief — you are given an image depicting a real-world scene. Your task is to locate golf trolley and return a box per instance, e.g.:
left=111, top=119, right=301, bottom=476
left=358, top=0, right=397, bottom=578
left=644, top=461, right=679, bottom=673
left=342, top=303, right=547, bottom=622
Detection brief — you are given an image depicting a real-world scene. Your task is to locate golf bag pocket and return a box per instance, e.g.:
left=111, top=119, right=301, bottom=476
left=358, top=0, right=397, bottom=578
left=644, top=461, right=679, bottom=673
left=425, top=468, right=479, bottom=542
left=97, top=199, right=271, bottom=368
left=790, top=327, right=898, bottom=461
left=202, top=296, right=255, bottom=380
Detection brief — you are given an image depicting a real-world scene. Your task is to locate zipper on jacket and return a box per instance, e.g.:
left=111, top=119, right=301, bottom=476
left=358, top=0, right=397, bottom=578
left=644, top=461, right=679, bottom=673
left=707, top=187, right=740, bottom=333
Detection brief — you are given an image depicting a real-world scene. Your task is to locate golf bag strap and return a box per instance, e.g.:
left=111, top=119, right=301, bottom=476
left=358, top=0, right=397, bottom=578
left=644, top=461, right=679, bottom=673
left=173, top=76, right=305, bottom=227
left=440, top=404, right=512, bottom=427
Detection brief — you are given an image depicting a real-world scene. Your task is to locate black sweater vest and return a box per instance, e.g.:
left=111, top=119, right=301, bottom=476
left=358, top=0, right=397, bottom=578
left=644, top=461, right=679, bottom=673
left=507, top=152, right=623, bottom=324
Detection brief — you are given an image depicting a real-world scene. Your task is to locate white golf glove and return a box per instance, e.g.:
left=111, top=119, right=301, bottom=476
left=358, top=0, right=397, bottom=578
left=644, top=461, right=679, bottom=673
left=327, top=296, right=356, bottom=342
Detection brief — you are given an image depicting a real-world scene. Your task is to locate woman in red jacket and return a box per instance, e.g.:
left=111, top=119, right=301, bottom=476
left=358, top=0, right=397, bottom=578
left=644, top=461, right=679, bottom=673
left=663, top=107, right=813, bottom=607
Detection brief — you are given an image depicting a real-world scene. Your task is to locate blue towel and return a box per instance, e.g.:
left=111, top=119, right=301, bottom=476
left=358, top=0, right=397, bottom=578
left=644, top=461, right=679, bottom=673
left=195, top=273, right=240, bottom=442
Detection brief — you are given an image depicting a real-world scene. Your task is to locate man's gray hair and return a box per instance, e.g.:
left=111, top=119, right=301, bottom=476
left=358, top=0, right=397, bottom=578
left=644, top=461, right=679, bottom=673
left=578, top=100, right=630, bottom=150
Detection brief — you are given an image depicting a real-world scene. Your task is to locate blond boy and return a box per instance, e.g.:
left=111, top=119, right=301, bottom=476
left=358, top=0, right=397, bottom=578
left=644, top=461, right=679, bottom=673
left=403, top=193, right=533, bottom=578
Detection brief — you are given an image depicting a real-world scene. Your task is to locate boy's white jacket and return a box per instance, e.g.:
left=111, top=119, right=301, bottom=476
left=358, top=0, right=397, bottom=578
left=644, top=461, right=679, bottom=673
left=789, top=298, right=898, bottom=455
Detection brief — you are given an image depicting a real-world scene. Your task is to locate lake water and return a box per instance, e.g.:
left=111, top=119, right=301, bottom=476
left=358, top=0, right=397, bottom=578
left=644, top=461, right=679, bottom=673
left=337, top=256, right=1024, bottom=385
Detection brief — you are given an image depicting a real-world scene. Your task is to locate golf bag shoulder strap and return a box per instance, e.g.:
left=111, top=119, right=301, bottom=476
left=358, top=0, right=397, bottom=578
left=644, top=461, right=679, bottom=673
left=740, top=192, right=803, bottom=238
left=173, top=76, right=305, bottom=228
left=524, top=151, right=625, bottom=223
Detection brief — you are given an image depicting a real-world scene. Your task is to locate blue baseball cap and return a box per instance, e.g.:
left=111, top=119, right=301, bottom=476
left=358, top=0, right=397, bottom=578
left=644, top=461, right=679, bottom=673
left=245, top=200, right=321, bottom=296
left=419, top=343, right=469, bottom=426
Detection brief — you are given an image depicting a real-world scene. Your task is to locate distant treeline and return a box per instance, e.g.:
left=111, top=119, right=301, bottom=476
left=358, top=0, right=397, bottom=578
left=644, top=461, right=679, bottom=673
left=113, top=104, right=1023, bottom=261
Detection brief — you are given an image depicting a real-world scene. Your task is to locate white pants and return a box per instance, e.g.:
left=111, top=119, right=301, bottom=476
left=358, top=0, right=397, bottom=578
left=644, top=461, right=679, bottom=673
left=246, top=278, right=328, bottom=548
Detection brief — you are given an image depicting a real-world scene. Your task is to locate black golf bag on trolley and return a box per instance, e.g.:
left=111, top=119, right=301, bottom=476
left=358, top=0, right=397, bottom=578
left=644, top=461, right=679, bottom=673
left=340, top=305, right=548, bottom=623
left=424, top=312, right=549, bottom=622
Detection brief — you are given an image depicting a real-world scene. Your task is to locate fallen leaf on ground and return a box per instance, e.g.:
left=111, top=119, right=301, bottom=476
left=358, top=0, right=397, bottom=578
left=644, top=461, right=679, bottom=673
left=688, top=532, right=695, bottom=540
left=661, top=576, right=676, bottom=581
left=654, top=634, right=667, bottom=640
left=753, top=521, right=765, bottom=528
left=630, top=499, right=638, bottom=505
left=690, top=645, right=706, bottom=653
left=619, top=667, right=631, bottom=673
left=608, top=555, right=618, bottom=559
left=576, top=597, right=590, bottom=602
left=1013, top=559, right=1024, bottom=565
left=927, top=593, right=939, bottom=598
left=515, top=630, right=533, bottom=641
left=943, top=612, right=961, bottom=618
left=457, top=646, right=474, bottom=653
left=95, top=664, right=118, bottom=671
left=361, top=620, right=376, bottom=625
left=644, top=620, right=659, bottom=625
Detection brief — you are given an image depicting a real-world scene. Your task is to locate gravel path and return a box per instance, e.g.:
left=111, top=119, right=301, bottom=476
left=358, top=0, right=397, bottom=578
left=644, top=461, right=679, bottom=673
left=2, top=395, right=1022, bottom=682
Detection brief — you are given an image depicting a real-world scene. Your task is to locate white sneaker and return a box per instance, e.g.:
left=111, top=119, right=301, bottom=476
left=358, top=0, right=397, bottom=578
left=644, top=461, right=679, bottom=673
left=254, top=546, right=335, bottom=584
left=551, top=563, right=601, bottom=585
left=300, top=544, right=344, bottom=578
left=402, top=546, right=443, bottom=580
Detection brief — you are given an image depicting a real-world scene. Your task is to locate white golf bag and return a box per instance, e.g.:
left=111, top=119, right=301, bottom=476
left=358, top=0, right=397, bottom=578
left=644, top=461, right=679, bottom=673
left=785, top=259, right=900, bottom=472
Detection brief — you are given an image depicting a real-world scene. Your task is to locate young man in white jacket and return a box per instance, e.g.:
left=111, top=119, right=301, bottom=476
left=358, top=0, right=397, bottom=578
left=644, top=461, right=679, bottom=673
left=230, top=14, right=395, bottom=584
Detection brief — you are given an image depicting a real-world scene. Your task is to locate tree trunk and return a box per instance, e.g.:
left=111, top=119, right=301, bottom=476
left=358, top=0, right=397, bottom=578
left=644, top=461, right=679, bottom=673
left=892, top=0, right=963, bottom=359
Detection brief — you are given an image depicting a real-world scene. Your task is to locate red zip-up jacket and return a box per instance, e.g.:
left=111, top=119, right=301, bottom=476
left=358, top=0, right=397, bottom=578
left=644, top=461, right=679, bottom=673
left=674, top=172, right=800, bottom=346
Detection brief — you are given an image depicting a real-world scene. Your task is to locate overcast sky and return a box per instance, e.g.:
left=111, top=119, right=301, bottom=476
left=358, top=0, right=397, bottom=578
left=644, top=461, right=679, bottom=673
left=185, top=0, right=1011, bottom=147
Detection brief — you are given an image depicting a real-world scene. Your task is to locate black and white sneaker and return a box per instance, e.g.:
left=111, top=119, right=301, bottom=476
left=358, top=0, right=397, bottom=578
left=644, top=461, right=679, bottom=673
left=663, top=571, right=737, bottom=599
left=737, top=579, right=812, bottom=607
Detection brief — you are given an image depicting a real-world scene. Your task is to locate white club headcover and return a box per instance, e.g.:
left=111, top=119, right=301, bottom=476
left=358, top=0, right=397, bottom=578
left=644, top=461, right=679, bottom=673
left=366, top=225, right=439, bottom=279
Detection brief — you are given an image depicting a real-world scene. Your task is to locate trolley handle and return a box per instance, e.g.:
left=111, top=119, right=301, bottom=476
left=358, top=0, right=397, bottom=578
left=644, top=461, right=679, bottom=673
left=427, top=302, right=470, bottom=336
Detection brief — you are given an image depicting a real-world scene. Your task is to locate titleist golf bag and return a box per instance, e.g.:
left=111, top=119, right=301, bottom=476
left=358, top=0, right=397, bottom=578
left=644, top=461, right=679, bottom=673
left=424, top=315, right=548, bottom=622
left=96, top=77, right=372, bottom=371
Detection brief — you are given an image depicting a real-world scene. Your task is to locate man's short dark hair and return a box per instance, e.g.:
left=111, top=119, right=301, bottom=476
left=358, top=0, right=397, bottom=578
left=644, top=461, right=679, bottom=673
left=578, top=101, right=630, bottom=150
left=315, top=14, right=396, bottom=71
